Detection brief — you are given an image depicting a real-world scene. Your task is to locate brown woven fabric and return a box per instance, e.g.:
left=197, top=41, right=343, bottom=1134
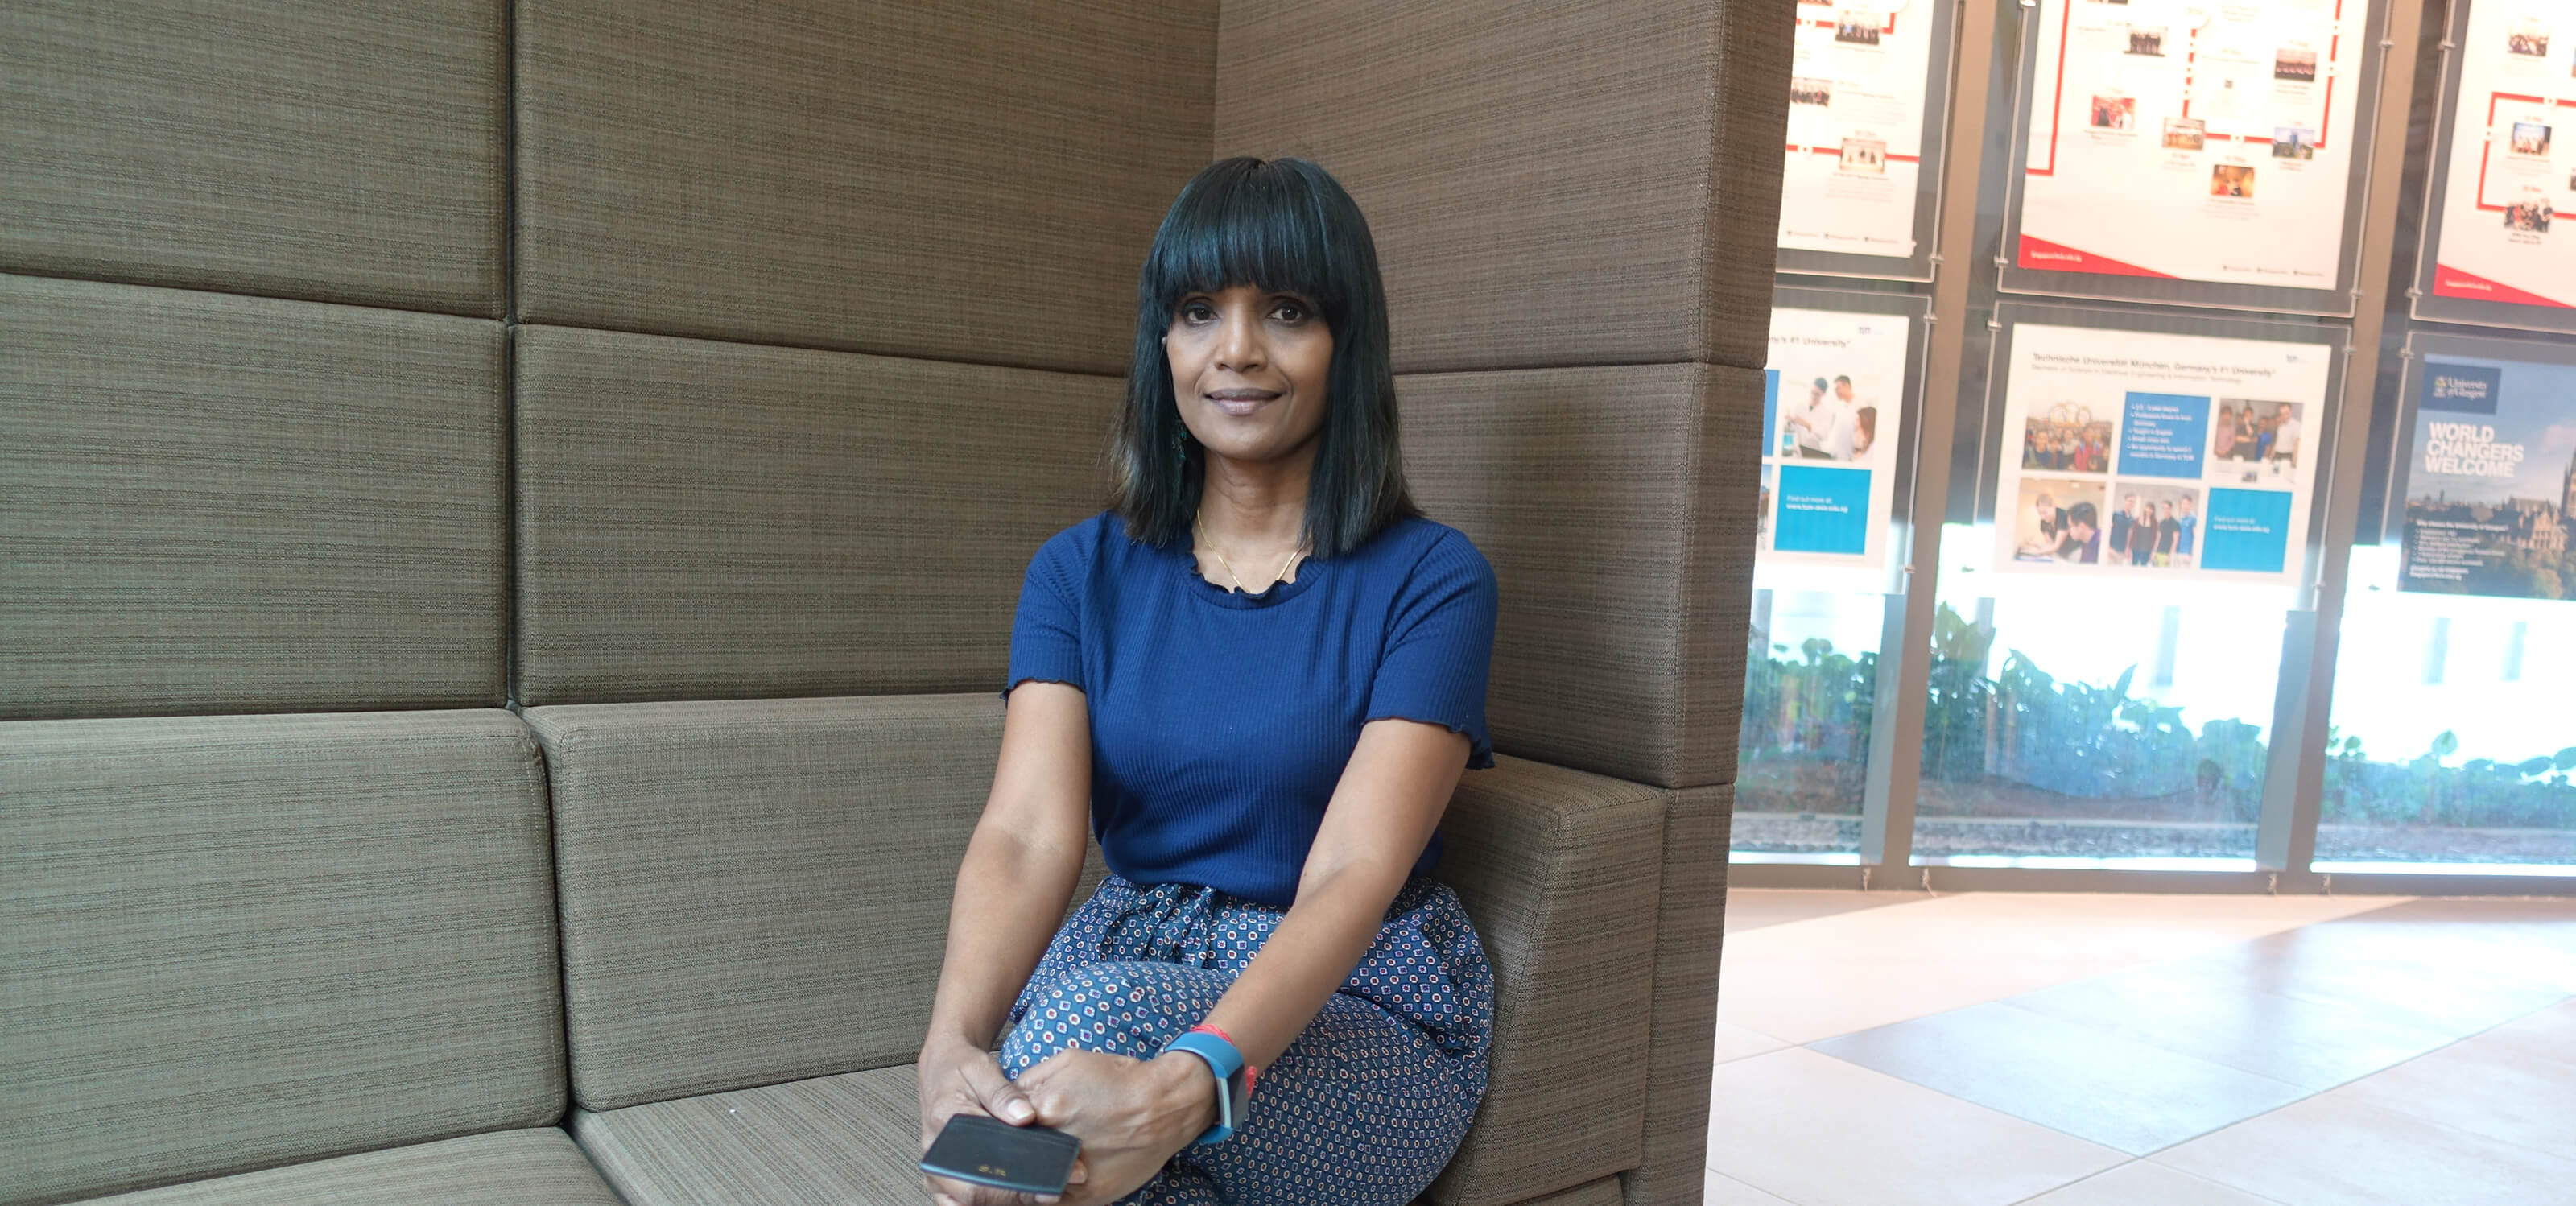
left=1425, top=758, right=1666, bottom=1206
left=0, top=0, right=503, bottom=315
left=523, top=695, right=1010, bottom=1112
left=1626, top=784, right=1733, bottom=1206
left=1496, top=1177, right=1627, bottom=1206
left=515, top=0, right=1217, bottom=374
left=0, top=710, right=563, bottom=1206
left=0, top=275, right=506, bottom=721
left=512, top=324, right=1113, bottom=707
left=1214, top=0, right=1790, bottom=374
left=70, top=1130, right=619, bottom=1206
left=568, top=1065, right=927, bottom=1206
left=1399, top=364, right=1764, bottom=791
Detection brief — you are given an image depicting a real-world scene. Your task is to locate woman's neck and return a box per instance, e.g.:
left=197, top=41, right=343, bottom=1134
left=1196, top=444, right=1315, bottom=556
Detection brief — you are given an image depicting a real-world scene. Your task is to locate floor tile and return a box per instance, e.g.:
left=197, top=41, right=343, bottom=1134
left=1703, top=1168, right=1798, bottom=1206
left=2019, top=1161, right=2290, bottom=1206
left=2154, top=1092, right=2576, bottom=1206
left=2006, top=962, right=2461, bottom=1090
left=2187, top=928, right=2572, bottom=1035
left=2478, top=997, right=2576, bottom=1066
left=2332, top=1025, right=2576, bottom=1154
left=1716, top=956, right=2137, bottom=1043
left=1810, top=1002, right=2308, bottom=1154
left=1710, top=1020, right=1791, bottom=1064
left=1723, top=889, right=1917, bottom=935
left=1706, top=1047, right=2124, bottom=1206
left=1713, top=891, right=2401, bottom=1042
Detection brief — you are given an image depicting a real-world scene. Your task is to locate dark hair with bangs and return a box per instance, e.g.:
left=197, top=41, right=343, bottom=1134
left=1108, top=156, right=1418, bottom=558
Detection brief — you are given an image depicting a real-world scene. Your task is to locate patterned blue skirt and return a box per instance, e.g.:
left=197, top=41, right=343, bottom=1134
left=998, top=873, right=1496, bottom=1205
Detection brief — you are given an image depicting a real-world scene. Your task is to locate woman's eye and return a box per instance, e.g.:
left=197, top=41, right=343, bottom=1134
left=1180, top=302, right=1216, bottom=323
left=1269, top=302, right=1307, bottom=322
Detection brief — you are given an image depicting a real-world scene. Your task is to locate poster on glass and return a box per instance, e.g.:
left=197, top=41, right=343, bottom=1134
left=1776, top=0, right=1957, bottom=279
left=2413, top=0, right=2576, bottom=332
left=1990, top=313, right=2334, bottom=585
left=1759, top=299, right=1921, bottom=572
left=2393, top=347, right=2576, bottom=601
left=2003, top=0, right=2380, bottom=313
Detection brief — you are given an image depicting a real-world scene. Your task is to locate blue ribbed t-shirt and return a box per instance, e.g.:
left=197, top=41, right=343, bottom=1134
left=1005, top=510, right=1499, bottom=907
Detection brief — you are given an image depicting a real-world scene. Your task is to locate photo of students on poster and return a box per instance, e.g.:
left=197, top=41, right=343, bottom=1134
left=1760, top=305, right=1914, bottom=571
left=2397, top=356, right=2576, bottom=601
left=1992, top=321, right=2332, bottom=584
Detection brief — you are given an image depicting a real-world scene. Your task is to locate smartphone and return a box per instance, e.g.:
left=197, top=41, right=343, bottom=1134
left=919, top=1111, right=1081, bottom=1196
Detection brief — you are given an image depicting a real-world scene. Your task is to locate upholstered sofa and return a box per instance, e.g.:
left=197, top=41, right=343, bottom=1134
left=2, top=2, right=1785, bottom=1204
left=9, top=703, right=1669, bottom=1206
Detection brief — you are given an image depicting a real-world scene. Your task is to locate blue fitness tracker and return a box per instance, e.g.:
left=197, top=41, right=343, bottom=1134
left=1160, top=1028, right=1251, bottom=1145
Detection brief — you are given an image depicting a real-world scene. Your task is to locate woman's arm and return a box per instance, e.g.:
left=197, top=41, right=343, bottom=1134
left=1194, top=717, right=1470, bottom=1069
left=921, top=681, right=1094, bottom=1055
left=918, top=681, right=1094, bottom=1205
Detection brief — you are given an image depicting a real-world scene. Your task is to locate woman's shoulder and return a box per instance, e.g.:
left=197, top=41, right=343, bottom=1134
left=1028, top=510, right=1141, bottom=568
left=1022, top=510, right=1147, bottom=597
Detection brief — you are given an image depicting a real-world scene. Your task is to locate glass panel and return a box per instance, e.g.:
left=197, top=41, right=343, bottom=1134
left=1735, top=584, right=1885, bottom=858
left=2316, top=550, right=2576, bottom=874
left=1916, top=524, right=2280, bottom=865
left=1908, top=312, right=2338, bottom=867
left=1733, top=295, right=1922, bottom=861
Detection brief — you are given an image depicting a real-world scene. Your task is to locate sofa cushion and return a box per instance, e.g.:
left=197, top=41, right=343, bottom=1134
left=1, top=0, right=505, bottom=315
left=551, top=742, right=1660, bottom=1205
left=0, top=276, right=507, bottom=721
left=526, top=695, right=1022, bottom=1111
left=569, top=1064, right=925, bottom=1206
left=1426, top=758, right=1667, bottom=1206
left=68, top=1130, right=617, bottom=1206
left=512, top=324, right=1113, bottom=707
left=0, top=711, right=562, bottom=1206
left=515, top=0, right=1216, bottom=374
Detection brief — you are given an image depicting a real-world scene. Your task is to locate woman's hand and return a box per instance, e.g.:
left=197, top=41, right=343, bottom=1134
left=1016, top=1049, right=1218, bottom=1206
left=917, top=1035, right=1089, bottom=1206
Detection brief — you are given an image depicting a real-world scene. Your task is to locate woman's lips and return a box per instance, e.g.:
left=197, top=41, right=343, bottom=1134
left=1206, top=390, right=1278, bottom=417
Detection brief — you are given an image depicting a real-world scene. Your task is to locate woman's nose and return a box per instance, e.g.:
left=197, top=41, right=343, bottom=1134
left=1212, top=310, right=1265, bottom=373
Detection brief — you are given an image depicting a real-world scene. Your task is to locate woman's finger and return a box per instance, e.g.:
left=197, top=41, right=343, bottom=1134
left=957, top=1051, right=1040, bottom=1125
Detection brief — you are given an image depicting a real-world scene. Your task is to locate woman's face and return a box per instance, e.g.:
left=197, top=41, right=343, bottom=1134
left=1164, top=283, right=1332, bottom=466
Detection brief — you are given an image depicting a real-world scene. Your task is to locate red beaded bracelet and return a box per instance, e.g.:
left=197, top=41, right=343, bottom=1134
left=1187, top=1023, right=1259, bottom=1094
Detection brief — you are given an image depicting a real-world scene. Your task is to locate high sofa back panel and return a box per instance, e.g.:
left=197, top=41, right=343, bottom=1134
left=0, top=0, right=506, bottom=316
left=0, top=276, right=507, bottom=721
left=526, top=693, right=1014, bottom=1112
left=514, top=0, right=1217, bottom=374
left=511, top=325, right=1114, bottom=708
left=1399, top=363, right=1764, bottom=790
left=0, top=710, right=564, bottom=1206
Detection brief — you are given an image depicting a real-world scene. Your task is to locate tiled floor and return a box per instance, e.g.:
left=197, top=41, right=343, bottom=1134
left=1707, top=889, right=2576, bottom=1205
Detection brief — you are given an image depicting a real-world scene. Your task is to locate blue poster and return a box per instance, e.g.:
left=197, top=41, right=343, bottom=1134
left=2398, top=356, right=2576, bottom=600
left=1763, top=370, right=1782, bottom=458
left=1774, top=465, right=1872, bottom=556
left=2201, top=489, right=2294, bottom=573
left=2118, top=392, right=2211, bottom=478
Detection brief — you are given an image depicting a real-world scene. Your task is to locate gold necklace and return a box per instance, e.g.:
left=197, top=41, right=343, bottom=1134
left=1194, top=518, right=1307, bottom=593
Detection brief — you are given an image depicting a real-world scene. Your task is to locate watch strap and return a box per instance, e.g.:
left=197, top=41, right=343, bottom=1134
left=1159, top=1029, right=1249, bottom=1145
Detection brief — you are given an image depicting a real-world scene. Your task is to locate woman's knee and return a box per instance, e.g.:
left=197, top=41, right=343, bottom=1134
left=999, top=960, right=1208, bottom=1073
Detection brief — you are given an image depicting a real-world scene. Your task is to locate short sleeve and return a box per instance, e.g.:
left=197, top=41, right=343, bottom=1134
left=1004, top=527, right=1088, bottom=698
left=1364, top=529, right=1500, bottom=768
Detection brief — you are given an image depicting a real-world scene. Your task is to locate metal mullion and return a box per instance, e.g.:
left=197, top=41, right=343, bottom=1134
left=2259, top=0, right=2429, bottom=878
left=1860, top=0, right=2005, bottom=883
